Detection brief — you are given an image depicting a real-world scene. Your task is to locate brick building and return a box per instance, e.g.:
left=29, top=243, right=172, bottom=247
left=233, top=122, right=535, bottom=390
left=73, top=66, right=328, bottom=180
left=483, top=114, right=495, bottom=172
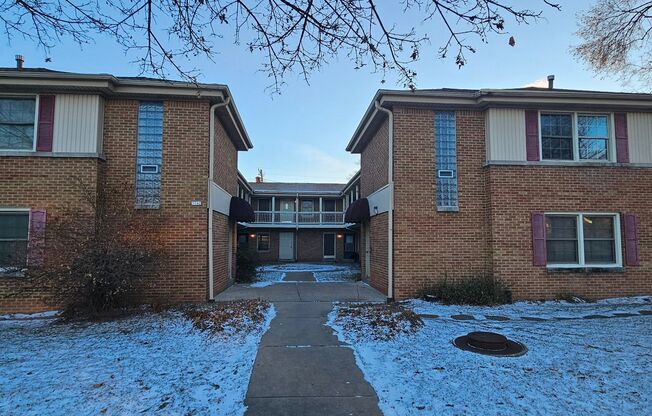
left=236, top=173, right=361, bottom=263
left=0, top=67, right=253, bottom=313
left=346, top=86, right=652, bottom=301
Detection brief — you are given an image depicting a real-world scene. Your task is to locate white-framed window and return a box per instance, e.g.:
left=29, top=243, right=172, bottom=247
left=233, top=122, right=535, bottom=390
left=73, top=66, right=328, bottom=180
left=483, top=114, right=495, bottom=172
left=540, top=112, right=613, bottom=162
left=257, top=233, right=270, bottom=252
left=0, top=210, right=30, bottom=270
left=0, top=97, right=38, bottom=151
left=545, top=213, right=622, bottom=268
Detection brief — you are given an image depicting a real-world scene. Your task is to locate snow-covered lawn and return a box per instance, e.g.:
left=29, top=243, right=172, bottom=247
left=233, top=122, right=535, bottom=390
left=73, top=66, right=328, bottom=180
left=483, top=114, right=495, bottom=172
left=329, top=297, right=652, bottom=415
left=0, top=303, right=275, bottom=416
left=252, top=262, right=360, bottom=285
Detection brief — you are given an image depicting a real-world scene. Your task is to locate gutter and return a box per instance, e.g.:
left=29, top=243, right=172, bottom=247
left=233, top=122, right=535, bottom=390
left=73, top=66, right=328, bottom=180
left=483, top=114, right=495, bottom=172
left=208, top=96, right=231, bottom=300
left=374, top=101, right=394, bottom=302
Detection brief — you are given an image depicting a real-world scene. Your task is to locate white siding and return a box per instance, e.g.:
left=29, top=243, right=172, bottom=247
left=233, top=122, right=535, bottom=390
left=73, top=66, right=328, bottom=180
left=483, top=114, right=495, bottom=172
left=627, top=113, right=652, bottom=164
left=52, top=94, right=103, bottom=153
left=486, top=108, right=527, bottom=161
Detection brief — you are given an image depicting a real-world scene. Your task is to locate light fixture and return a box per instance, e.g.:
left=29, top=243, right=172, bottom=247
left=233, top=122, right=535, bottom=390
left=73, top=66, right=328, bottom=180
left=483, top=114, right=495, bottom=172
left=374, top=206, right=379, bottom=215
left=249, top=234, right=256, bottom=238
left=336, top=234, right=343, bottom=239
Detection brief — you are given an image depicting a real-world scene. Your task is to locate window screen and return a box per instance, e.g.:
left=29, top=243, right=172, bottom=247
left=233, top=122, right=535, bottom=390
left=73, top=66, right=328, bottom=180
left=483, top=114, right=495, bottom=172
left=0, top=98, right=36, bottom=150
left=578, top=115, right=609, bottom=160
left=0, top=212, right=29, bottom=268
left=135, top=102, right=163, bottom=209
left=435, top=111, right=458, bottom=209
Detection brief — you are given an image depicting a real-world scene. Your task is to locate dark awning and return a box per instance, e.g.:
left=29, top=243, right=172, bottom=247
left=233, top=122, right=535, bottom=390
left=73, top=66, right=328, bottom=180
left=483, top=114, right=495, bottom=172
left=230, top=197, right=255, bottom=222
left=344, top=198, right=370, bottom=223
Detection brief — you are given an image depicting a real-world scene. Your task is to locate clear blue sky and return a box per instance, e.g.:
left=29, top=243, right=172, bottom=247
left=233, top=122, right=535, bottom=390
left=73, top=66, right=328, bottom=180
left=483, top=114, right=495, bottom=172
left=2, top=1, right=638, bottom=183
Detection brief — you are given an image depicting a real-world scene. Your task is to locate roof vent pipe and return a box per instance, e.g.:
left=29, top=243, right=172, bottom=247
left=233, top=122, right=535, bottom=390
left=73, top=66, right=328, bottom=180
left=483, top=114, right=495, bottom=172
left=547, top=74, right=555, bottom=89
left=15, top=55, right=24, bottom=70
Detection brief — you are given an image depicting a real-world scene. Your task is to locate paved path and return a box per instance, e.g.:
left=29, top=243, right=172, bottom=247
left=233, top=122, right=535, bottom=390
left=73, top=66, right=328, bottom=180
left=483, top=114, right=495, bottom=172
left=216, top=277, right=384, bottom=415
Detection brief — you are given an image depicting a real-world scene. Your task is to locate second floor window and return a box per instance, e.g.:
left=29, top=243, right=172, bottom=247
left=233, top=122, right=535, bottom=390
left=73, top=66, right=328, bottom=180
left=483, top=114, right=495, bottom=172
left=0, top=98, right=36, bottom=151
left=541, top=113, right=611, bottom=161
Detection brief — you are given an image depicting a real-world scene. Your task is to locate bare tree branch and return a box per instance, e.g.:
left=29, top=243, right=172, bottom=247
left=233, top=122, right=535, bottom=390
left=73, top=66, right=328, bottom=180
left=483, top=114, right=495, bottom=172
left=1, top=0, right=559, bottom=92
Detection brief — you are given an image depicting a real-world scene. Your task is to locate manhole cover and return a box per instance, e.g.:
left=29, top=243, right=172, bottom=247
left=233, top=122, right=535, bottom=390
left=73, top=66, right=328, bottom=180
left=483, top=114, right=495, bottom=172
left=453, top=331, right=527, bottom=357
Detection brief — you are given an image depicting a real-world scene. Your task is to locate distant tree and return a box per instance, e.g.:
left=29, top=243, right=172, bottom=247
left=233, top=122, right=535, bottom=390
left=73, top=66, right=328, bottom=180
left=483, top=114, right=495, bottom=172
left=2, top=1, right=559, bottom=91
left=575, top=1, right=652, bottom=88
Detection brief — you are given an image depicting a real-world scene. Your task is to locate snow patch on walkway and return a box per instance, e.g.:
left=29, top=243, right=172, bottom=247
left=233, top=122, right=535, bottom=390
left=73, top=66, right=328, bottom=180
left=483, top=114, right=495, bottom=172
left=255, top=263, right=360, bottom=284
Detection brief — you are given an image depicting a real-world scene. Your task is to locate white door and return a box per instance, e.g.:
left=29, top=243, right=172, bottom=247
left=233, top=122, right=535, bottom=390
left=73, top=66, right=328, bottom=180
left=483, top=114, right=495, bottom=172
left=279, top=232, right=295, bottom=261
left=280, top=200, right=295, bottom=223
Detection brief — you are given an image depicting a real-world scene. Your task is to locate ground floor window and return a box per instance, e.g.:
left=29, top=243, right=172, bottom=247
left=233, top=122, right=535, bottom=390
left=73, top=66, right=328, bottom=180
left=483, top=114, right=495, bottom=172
left=545, top=213, right=620, bottom=267
left=323, top=233, right=335, bottom=258
left=0, top=211, right=30, bottom=270
left=257, top=233, right=270, bottom=251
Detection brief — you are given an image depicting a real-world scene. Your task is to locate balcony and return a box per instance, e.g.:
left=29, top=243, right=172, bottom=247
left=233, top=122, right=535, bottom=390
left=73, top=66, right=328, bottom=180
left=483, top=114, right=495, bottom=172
left=250, top=211, right=346, bottom=227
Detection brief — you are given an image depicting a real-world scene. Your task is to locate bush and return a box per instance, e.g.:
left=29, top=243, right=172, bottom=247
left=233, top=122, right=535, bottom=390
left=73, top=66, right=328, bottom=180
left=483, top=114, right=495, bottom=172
left=20, top=180, right=164, bottom=318
left=235, top=248, right=258, bottom=283
left=423, top=275, right=512, bottom=306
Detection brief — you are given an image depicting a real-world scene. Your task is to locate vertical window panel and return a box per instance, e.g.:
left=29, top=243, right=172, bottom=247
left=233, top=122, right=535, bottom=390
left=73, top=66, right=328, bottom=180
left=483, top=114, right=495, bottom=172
left=435, top=111, right=458, bottom=210
left=135, top=102, right=163, bottom=209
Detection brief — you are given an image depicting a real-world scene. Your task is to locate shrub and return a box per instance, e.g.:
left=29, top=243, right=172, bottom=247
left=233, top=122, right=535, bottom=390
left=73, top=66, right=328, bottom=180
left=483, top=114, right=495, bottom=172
left=235, top=248, right=258, bottom=283
left=423, top=275, right=512, bottom=306
left=19, top=180, right=165, bottom=318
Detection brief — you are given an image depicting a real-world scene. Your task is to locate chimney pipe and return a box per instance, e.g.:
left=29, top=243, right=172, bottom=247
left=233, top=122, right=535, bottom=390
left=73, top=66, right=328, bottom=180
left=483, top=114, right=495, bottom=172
left=547, top=74, right=555, bottom=89
left=255, top=176, right=261, bottom=183
left=15, top=55, right=24, bottom=70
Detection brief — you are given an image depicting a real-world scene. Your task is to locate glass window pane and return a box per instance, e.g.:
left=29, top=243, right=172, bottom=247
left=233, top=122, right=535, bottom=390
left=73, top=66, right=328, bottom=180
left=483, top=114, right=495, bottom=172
left=257, top=234, right=270, bottom=251
left=135, top=102, right=163, bottom=209
left=579, top=138, right=608, bottom=160
left=435, top=111, right=458, bottom=208
left=0, top=241, right=28, bottom=268
left=258, top=199, right=271, bottom=211
left=546, top=216, right=577, bottom=239
left=584, top=240, right=615, bottom=264
left=577, top=115, right=608, bottom=138
left=0, top=213, right=30, bottom=239
left=583, top=216, right=614, bottom=239
left=0, top=98, right=35, bottom=123
left=547, top=241, right=578, bottom=264
left=541, top=114, right=573, bottom=160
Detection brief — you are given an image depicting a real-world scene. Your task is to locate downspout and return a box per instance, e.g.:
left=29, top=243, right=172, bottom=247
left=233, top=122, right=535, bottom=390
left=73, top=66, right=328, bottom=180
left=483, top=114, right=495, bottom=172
left=208, top=96, right=231, bottom=300
left=374, top=101, right=394, bottom=302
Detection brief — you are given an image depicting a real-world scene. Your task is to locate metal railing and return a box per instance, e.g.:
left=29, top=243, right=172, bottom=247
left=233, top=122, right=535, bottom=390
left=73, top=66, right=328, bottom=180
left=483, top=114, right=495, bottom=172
left=253, top=211, right=345, bottom=224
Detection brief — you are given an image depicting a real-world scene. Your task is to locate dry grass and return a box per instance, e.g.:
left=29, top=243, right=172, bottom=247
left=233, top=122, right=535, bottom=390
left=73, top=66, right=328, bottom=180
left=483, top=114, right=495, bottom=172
left=334, top=302, right=424, bottom=340
left=183, top=299, right=270, bottom=335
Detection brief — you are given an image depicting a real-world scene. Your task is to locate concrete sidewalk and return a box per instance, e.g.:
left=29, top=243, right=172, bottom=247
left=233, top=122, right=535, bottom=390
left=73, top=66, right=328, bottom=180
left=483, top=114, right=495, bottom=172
left=216, top=278, right=384, bottom=415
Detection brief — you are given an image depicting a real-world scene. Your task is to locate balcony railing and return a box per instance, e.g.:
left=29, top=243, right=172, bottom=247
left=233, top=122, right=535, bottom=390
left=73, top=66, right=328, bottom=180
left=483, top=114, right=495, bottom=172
left=253, top=211, right=345, bottom=225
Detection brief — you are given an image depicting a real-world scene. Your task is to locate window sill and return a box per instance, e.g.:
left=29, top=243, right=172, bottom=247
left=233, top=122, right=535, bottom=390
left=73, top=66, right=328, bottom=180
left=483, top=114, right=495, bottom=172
left=484, top=160, right=652, bottom=169
left=437, top=206, right=459, bottom=212
left=546, top=266, right=624, bottom=274
left=0, top=269, right=26, bottom=278
left=0, top=151, right=105, bottom=160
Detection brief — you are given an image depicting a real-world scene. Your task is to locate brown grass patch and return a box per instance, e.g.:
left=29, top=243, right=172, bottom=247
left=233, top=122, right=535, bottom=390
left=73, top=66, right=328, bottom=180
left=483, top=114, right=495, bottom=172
left=183, top=299, right=270, bottom=335
left=334, top=302, right=423, bottom=340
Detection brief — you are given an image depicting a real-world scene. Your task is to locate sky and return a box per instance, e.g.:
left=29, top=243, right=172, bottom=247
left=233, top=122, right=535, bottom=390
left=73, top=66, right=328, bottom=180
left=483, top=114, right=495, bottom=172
left=1, top=1, right=638, bottom=184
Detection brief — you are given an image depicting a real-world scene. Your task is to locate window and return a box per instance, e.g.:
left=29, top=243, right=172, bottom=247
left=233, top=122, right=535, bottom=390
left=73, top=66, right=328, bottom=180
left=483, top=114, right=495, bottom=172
left=541, top=113, right=573, bottom=160
left=301, top=200, right=314, bottom=212
left=435, top=111, right=458, bottom=210
left=323, top=200, right=335, bottom=212
left=545, top=213, right=620, bottom=267
left=135, top=102, right=163, bottom=209
left=257, top=199, right=271, bottom=211
left=0, top=212, right=29, bottom=270
left=257, top=233, right=270, bottom=251
left=578, top=115, right=609, bottom=160
left=540, top=113, right=611, bottom=161
left=0, top=98, right=36, bottom=150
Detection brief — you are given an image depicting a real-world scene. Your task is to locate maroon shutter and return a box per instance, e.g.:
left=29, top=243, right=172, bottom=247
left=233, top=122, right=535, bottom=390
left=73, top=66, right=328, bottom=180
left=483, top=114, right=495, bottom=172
left=36, top=95, right=55, bottom=152
left=531, top=212, right=546, bottom=266
left=614, top=113, right=629, bottom=163
left=27, top=209, right=47, bottom=267
left=623, top=214, right=639, bottom=266
left=525, top=110, right=540, bottom=161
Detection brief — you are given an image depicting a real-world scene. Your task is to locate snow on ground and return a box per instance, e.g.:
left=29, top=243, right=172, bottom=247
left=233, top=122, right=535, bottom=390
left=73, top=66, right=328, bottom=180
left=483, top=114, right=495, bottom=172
left=0, top=310, right=61, bottom=320
left=329, top=298, right=652, bottom=416
left=407, top=295, right=652, bottom=320
left=253, top=263, right=360, bottom=284
left=0, top=305, right=275, bottom=416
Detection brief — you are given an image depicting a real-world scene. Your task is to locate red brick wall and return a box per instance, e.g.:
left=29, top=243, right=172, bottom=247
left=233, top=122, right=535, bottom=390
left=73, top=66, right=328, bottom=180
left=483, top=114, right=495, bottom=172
left=368, top=214, right=388, bottom=295
left=0, top=157, right=100, bottom=313
left=214, top=117, right=238, bottom=195
left=392, top=108, right=491, bottom=299
left=212, top=212, right=232, bottom=295
left=103, top=98, right=210, bottom=304
left=361, top=118, right=389, bottom=197
left=487, top=165, right=652, bottom=300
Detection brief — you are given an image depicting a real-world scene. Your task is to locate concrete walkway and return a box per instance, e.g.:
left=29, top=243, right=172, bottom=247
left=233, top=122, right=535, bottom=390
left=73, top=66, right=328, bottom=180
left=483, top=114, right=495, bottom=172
left=216, top=277, right=385, bottom=415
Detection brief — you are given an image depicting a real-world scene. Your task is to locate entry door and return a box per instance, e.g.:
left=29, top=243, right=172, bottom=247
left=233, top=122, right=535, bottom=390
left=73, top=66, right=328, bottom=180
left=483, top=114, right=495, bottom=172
left=344, top=234, right=356, bottom=259
left=279, top=232, right=295, bottom=261
left=280, top=200, right=295, bottom=223
left=323, top=233, right=336, bottom=259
